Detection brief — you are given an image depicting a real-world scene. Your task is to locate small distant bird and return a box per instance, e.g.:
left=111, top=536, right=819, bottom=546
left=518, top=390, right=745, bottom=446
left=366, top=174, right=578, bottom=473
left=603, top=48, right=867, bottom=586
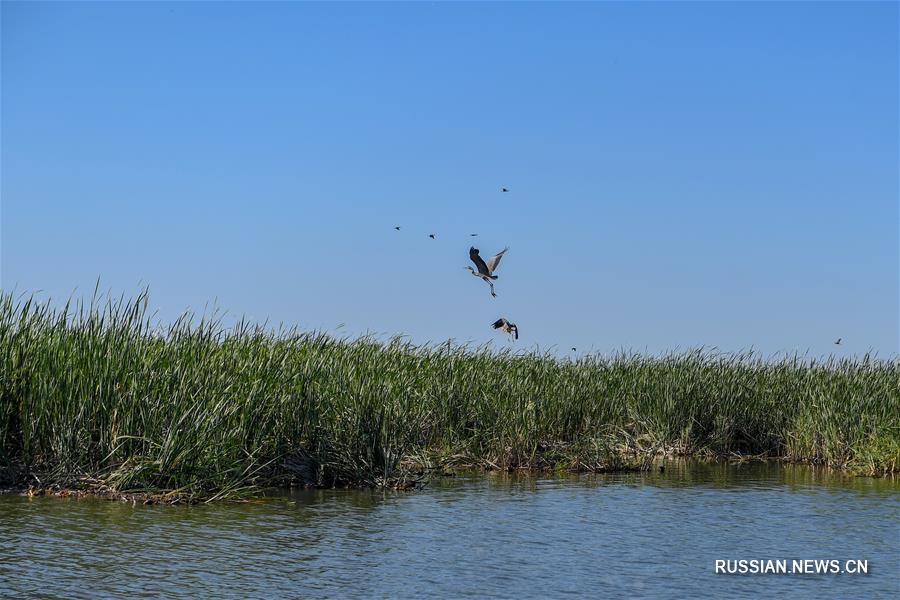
left=492, top=318, right=518, bottom=340
left=465, top=246, right=508, bottom=298
left=394, top=226, right=401, bottom=230
left=470, top=233, right=478, bottom=237
left=501, top=187, right=509, bottom=193
left=429, top=234, right=435, bottom=239
left=571, top=347, right=576, bottom=352
left=835, top=338, right=842, bottom=345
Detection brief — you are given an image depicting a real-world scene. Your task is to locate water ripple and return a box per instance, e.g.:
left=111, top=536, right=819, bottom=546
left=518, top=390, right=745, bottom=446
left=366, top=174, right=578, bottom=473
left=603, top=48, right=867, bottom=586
left=2, top=463, right=898, bottom=599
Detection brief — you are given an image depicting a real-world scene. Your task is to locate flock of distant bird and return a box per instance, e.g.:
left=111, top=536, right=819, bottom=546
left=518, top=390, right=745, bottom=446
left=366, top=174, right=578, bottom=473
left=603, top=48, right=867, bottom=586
left=395, top=187, right=523, bottom=343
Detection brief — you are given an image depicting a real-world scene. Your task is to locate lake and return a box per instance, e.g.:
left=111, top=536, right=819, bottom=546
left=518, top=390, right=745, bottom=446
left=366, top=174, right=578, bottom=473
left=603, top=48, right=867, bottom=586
left=2, top=462, right=897, bottom=598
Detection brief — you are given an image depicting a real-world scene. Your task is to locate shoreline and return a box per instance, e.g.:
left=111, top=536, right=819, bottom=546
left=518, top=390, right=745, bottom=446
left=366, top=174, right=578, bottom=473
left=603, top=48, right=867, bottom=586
left=3, top=452, right=891, bottom=505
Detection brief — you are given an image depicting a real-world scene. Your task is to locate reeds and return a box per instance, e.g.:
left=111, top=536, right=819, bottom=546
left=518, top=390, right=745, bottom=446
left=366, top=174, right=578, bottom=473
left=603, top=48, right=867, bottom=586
left=0, top=291, right=897, bottom=501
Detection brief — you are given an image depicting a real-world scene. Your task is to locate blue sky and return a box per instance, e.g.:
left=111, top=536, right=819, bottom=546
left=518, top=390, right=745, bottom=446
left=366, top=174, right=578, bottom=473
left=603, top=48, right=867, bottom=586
left=2, top=1, right=897, bottom=356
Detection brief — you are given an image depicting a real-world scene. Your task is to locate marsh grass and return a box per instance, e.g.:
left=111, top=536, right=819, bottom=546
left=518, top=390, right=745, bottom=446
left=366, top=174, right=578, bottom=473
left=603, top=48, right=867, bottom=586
left=0, top=291, right=897, bottom=502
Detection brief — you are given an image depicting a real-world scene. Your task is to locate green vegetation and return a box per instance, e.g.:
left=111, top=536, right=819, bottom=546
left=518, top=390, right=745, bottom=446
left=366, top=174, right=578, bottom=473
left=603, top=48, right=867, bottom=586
left=0, top=291, right=897, bottom=502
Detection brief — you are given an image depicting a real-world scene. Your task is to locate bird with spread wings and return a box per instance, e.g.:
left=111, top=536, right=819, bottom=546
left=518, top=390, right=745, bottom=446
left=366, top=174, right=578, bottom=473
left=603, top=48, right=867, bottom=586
left=492, top=318, right=518, bottom=340
left=465, top=246, right=508, bottom=298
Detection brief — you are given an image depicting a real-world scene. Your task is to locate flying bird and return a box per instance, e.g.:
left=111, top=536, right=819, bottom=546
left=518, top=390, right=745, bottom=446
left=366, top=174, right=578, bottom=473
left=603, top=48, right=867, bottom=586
left=394, top=226, right=401, bottom=230
left=834, top=338, right=842, bottom=345
left=571, top=347, right=576, bottom=352
left=465, top=246, right=508, bottom=298
left=470, top=233, right=478, bottom=237
left=492, top=318, right=518, bottom=340
left=429, top=234, right=436, bottom=239
left=501, top=187, right=509, bottom=193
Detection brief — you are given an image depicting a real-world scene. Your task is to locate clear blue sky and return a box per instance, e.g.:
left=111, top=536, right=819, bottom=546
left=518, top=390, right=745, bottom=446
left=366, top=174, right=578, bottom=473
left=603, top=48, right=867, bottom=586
left=2, top=1, right=897, bottom=356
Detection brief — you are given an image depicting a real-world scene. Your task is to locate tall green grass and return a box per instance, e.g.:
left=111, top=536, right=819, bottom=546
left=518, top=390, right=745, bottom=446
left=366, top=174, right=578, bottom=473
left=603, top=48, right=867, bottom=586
left=0, top=291, right=897, bottom=501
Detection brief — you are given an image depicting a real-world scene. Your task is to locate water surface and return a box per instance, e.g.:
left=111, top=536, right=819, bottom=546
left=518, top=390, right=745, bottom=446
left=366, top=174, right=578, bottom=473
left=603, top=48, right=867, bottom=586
left=2, top=462, right=898, bottom=598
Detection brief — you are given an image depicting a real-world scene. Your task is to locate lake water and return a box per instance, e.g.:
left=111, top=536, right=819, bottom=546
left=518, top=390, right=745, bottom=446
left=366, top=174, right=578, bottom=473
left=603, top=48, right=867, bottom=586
left=2, top=462, right=898, bottom=599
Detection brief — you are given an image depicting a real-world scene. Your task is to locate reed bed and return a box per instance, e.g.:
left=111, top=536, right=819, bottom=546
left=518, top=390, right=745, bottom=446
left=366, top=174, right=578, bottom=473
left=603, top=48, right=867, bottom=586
left=0, top=291, right=897, bottom=502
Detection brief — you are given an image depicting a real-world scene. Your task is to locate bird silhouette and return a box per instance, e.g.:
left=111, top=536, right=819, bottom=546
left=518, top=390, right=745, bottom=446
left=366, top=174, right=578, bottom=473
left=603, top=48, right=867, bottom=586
left=501, top=187, right=509, bottom=193
left=394, top=226, right=401, bottom=231
left=429, top=234, right=435, bottom=239
left=835, top=338, right=842, bottom=345
left=465, top=246, right=508, bottom=298
left=492, top=318, right=518, bottom=340
left=470, top=233, right=478, bottom=237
